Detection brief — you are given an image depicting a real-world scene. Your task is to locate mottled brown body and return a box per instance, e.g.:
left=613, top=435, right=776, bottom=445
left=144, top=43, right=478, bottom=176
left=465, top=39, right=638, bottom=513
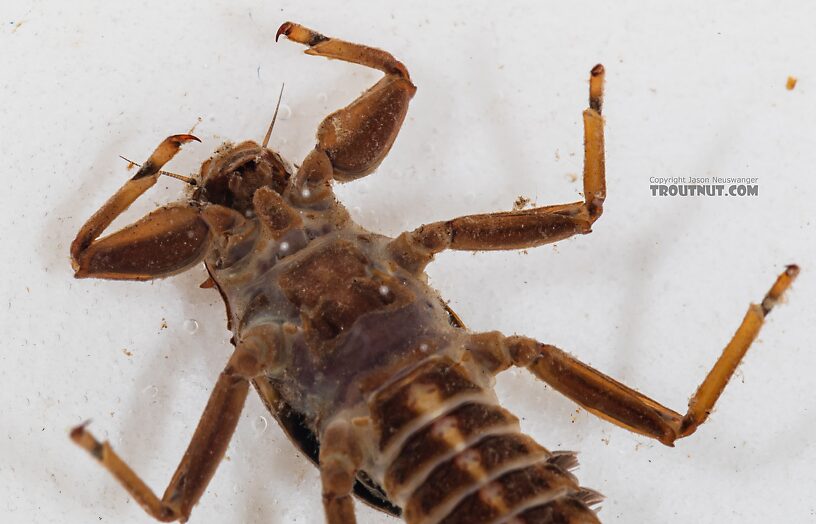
left=68, top=21, right=798, bottom=524
left=202, top=162, right=603, bottom=521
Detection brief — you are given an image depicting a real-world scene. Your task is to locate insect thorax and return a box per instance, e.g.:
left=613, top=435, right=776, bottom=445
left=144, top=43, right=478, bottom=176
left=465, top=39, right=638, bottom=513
left=203, top=189, right=463, bottom=431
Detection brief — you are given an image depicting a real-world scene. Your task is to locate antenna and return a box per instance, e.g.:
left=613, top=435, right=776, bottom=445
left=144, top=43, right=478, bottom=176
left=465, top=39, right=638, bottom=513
left=119, top=156, right=197, bottom=186
left=262, top=83, right=286, bottom=149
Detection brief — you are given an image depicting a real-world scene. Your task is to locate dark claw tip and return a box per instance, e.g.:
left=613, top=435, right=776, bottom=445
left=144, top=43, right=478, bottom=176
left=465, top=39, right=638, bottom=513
left=170, top=134, right=201, bottom=144
left=785, top=264, right=800, bottom=277
left=276, top=22, right=293, bottom=42
left=70, top=419, right=92, bottom=438
left=591, top=64, right=605, bottom=76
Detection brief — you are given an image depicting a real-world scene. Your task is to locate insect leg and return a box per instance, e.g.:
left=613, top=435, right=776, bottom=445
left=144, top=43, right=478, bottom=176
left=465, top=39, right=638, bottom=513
left=583, top=64, right=606, bottom=221
left=387, top=65, right=605, bottom=273
left=276, top=22, right=416, bottom=196
left=71, top=327, right=278, bottom=521
left=276, top=22, right=411, bottom=77
left=319, top=419, right=363, bottom=524
left=71, top=135, right=211, bottom=281
left=466, top=266, right=799, bottom=446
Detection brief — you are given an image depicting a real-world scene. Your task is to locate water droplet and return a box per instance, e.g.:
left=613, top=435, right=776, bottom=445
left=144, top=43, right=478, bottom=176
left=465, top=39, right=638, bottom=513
left=278, top=104, right=292, bottom=120
left=301, top=187, right=311, bottom=199
left=143, top=385, right=158, bottom=399
left=253, top=415, right=268, bottom=435
left=378, top=285, right=390, bottom=297
left=317, top=92, right=328, bottom=104
left=183, top=319, right=199, bottom=334
left=278, top=241, right=290, bottom=254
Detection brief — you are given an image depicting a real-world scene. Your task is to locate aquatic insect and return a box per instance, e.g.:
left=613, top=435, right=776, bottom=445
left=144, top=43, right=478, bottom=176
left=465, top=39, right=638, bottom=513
left=69, top=21, right=799, bottom=523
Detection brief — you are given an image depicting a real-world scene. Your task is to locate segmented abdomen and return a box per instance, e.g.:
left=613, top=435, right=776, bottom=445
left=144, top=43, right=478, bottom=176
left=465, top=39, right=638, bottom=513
left=370, top=357, right=602, bottom=524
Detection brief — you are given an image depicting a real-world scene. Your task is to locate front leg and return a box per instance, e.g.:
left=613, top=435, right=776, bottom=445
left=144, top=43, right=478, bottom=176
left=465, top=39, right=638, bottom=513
left=276, top=22, right=416, bottom=205
left=71, top=135, right=213, bottom=281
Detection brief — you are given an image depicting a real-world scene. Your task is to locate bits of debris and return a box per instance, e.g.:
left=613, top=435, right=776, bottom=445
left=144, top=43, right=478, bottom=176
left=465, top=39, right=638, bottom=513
left=513, top=195, right=532, bottom=210
left=189, top=116, right=203, bottom=134
left=786, top=76, right=798, bottom=91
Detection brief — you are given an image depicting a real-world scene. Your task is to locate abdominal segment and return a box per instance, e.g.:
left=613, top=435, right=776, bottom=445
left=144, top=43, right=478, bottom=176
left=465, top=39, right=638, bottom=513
left=368, top=357, right=602, bottom=524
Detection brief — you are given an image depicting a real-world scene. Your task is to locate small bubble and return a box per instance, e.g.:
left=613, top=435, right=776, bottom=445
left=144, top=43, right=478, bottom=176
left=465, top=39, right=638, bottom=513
left=378, top=285, right=390, bottom=297
left=253, top=415, right=268, bottom=435
left=143, top=385, right=158, bottom=399
left=186, top=230, right=196, bottom=239
left=244, top=208, right=255, bottom=218
left=317, top=92, right=328, bottom=104
left=419, top=343, right=430, bottom=352
left=300, top=187, right=311, bottom=199
left=183, top=319, right=199, bottom=334
left=279, top=241, right=290, bottom=253
left=278, top=104, right=292, bottom=120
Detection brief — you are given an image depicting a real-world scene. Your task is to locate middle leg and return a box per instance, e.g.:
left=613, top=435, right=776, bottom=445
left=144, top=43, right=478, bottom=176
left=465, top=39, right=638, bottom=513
left=71, top=325, right=279, bottom=521
left=388, top=65, right=605, bottom=273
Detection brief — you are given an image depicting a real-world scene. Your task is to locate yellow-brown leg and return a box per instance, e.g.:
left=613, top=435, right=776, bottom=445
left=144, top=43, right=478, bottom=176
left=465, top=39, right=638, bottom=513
left=70, top=135, right=212, bottom=281
left=319, top=419, right=363, bottom=524
left=71, top=134, right=198, bottom=266
left=388, top=65, right=605, bottom=273
left=467, top=266, right=799, bottom=446
left=70, top=331, right=277, bottom=522
left=276, top=22, right=417, bottom=206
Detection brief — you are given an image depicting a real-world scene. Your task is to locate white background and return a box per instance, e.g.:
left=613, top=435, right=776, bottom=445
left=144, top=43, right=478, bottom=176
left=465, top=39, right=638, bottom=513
left=2, top=1, right=814, bottom=523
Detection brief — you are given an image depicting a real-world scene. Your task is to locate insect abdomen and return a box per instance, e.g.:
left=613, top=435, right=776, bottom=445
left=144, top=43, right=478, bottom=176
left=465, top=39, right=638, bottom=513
left=370, top=357, right=601, bottom=523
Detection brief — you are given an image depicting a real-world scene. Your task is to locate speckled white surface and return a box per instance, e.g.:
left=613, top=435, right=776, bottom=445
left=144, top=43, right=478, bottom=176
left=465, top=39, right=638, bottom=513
left=2, top=2, right=815, bottom=523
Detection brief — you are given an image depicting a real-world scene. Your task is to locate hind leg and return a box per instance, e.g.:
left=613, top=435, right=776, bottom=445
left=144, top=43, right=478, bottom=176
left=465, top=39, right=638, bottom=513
left=320, top=419, right=363, bottom=524
left=466, top=266, right=799, bottom=446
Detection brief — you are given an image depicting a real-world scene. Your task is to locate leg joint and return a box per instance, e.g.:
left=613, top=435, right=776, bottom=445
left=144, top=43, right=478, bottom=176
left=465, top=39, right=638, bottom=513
left=504, top=336, right=541, bottom=368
